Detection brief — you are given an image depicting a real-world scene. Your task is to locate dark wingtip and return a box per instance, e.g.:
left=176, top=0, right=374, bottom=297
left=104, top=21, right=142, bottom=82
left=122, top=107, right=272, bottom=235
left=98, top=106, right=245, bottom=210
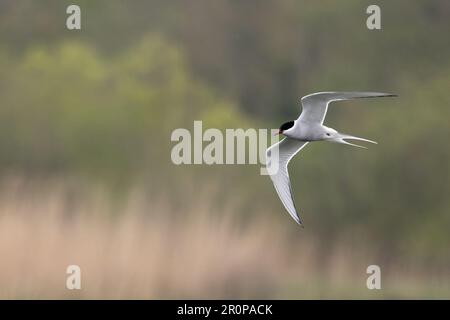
left=296, top=218, right=304, bottom=228
left=372, top=92, right=397, bottom=98
left=363, top=93, right=398, bottom=98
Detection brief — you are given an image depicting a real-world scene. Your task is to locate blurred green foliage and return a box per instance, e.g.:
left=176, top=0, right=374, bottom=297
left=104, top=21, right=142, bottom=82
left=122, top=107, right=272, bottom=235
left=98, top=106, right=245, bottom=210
left=0, top=0, right=449, bottom=266
left=0, top=35, right=247, bottom=179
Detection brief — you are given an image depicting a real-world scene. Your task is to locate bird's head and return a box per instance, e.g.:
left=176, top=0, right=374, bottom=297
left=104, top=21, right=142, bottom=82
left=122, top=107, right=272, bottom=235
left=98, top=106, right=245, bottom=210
left=277, top=120, right=295, bottom=136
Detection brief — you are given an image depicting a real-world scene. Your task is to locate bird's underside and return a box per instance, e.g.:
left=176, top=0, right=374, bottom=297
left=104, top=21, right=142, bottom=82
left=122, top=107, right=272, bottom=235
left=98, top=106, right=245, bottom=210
left=266, top=91, right=396, bottom=225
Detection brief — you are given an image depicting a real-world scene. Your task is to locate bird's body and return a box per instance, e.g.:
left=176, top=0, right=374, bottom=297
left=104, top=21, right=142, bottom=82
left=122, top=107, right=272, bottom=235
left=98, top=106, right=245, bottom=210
left=283, top=122, right=334, bottom=141
left=266, top=91, right=396, bottom=226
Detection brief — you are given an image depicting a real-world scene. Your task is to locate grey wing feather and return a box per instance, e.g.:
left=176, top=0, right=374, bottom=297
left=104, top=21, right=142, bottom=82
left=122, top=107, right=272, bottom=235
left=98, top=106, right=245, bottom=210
left=299, top=91, right=396, bottom=124
left=266, top=137, right=308, bottom=225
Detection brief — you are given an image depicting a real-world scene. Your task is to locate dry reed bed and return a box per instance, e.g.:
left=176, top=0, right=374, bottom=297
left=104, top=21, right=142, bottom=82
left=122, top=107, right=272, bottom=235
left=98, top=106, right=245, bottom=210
left=0, top=178, right=448, bottom=299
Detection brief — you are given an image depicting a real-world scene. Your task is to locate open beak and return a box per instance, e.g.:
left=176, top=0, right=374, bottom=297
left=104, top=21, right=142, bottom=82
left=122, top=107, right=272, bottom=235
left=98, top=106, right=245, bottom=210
left=329, top=133, right=377, bottom=149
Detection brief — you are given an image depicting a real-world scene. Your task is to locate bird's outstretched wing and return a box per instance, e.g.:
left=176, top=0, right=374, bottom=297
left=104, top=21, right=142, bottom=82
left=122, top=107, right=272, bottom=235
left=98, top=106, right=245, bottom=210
left=299, top=92, right=396, bottom=125
left=266, top=137, right=308, bottom=225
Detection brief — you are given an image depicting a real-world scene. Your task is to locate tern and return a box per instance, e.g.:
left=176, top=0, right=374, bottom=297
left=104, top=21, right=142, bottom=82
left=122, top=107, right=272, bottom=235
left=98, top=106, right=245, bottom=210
left=266, top=92, right=396, bottom=226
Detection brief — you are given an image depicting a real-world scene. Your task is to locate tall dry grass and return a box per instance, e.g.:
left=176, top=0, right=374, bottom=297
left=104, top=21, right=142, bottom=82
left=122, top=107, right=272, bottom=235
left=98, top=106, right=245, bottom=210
left=0, top=176, right=448, bottom=299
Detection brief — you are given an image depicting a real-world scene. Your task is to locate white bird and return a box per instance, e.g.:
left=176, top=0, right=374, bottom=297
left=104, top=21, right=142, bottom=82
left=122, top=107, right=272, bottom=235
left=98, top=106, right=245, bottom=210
left=266, top=92, right=396, bottom=226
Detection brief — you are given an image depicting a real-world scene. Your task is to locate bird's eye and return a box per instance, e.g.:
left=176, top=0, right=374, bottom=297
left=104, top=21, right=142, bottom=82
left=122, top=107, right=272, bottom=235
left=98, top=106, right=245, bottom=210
left=326, top=133, right=331, bottom=136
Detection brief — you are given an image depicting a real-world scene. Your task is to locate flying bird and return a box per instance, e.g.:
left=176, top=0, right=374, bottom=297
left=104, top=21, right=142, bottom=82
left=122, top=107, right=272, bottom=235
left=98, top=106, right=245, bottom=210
left=266, top=91, right=396, bottom=226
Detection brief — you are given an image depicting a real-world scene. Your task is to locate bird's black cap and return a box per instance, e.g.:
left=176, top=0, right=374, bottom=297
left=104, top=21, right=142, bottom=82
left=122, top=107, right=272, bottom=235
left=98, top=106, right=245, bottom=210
left=279, top=121, right=295, bottom=133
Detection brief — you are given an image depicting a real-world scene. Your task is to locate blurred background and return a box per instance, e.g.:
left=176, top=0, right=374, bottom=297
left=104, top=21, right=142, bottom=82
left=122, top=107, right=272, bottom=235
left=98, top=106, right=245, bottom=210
left=0, top=0, right=449, bottom=298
